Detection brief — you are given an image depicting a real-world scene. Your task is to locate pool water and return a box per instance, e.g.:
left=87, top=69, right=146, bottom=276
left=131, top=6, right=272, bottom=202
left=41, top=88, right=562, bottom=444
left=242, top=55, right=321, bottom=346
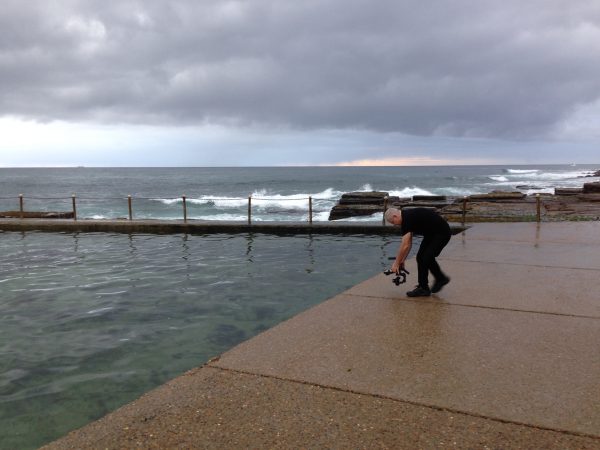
left=0, top=231, right=415, bottom=449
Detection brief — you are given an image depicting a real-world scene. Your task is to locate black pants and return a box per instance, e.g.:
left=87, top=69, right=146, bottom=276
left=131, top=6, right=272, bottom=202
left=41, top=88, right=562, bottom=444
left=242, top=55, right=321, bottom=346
left=416, top=233, right=451, bottom=288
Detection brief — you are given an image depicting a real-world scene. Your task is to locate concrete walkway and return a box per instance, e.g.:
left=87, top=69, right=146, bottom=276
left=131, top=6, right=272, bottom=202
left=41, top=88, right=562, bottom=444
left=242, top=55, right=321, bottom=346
left=44, top=222, right=600, bottom=449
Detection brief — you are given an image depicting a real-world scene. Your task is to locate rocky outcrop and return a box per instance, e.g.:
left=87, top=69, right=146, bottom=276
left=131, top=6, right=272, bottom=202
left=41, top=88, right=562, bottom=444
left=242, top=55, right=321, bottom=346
left=328, top=192, right=397, bottom=220
left=441, top=192, right=600, bottom=222
left=577, top=194, right=600, bottom=202
left=0, top=211, right=75, bottom=219
left=555, top=188, right=583, bottom=196
left=468, top=191, right=526, bottom=201
left=413, top=195, right=447, bottom=201
left=583, top=182, right=600, bottom=193
left=516, top=185, right=543, bottom=190
left=328, top=192, right=453, bottom=220
left=334, top=191, right=395, bottom=205
left=329, top=184, right=600, bottom=222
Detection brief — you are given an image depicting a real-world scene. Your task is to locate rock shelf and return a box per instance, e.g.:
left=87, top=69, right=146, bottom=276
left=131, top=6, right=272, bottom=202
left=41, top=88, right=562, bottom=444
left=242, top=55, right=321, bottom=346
left=0, top=210, right=75, bottom=219
left=329, top=181, right=600, bottom=222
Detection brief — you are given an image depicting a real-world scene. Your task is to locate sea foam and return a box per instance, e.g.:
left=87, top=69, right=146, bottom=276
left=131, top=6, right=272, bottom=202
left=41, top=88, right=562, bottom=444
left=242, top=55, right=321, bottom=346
left=153, top=187, right=341, bottom=211
left=389, top=187, right=434, bottom=197
left=504, top=169, right=539, bottom=174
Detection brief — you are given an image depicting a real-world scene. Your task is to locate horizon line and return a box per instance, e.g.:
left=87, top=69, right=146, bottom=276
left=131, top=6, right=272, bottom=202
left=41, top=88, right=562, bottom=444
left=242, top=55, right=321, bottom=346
left=0, top=162, right=598, bottom=169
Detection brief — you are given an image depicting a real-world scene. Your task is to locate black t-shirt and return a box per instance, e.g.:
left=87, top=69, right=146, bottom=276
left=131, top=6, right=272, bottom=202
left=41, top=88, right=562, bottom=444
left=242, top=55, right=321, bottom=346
left=400, top=208, right=451, bottom=237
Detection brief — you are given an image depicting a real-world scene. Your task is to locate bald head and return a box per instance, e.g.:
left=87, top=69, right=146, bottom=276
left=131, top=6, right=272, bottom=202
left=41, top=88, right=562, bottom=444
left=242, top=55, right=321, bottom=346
left=385, top=207, right=402, bottom=225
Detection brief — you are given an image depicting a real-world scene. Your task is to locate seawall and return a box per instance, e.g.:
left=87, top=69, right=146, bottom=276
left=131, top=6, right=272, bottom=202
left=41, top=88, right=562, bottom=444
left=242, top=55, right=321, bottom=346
left=0, top=218, right=465, bottom=236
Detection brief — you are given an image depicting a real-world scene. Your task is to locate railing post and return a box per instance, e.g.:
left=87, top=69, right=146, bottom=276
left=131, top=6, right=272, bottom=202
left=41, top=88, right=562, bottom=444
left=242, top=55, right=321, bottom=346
left=308, top=196, right=313, bottom=224
left=536, top=193, right=541, bottom=223
left=72, top=194, right=77, bottom=221
left=248, top=196, right=252, bottom=225
left=19, top=194, right=24, bottom=219
left=128, top=195, right=133, bottom=220
left=382, top=196, right=389, bottom=226
left=462, top=196, right=467, bottom=225
left=182, top=195, right=187, bottom=223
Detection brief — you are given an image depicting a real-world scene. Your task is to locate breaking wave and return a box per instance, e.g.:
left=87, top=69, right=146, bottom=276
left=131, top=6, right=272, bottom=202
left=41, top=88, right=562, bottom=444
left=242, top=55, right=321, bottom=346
left=389, top=187, right=434, bottom=197
left=499, top=168, right=597, bottom=180
left=152, top=188, right=342, bottom=211
left=504, top=169, right=540, bottom=174
left=492, top=169, right=596, bottom=183
left=524, top=170, right=593, bottom=180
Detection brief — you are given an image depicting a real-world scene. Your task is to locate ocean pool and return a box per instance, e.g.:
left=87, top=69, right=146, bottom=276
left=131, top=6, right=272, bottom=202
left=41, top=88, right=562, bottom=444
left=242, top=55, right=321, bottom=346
left=0, top=231, right=416, bottom=449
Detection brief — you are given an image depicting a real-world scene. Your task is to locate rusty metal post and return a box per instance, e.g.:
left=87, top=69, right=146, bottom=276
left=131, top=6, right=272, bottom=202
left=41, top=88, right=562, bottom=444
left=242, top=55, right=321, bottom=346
left=308, top=196, right=313, bottom=224
left=128, top=195, right=133, bottom=220
left=72, top=195, right=77, bottom=221
left=462, top=196, right=467, bottom=224
left=182, top=195, right=187, bottom=222
left=382, top=196, right=389, bottom=226
left=248, top=196, right=252, bottom=225
left=536, top=193, right=541, bottom=222
left=19, top=194, right=24, bottom=219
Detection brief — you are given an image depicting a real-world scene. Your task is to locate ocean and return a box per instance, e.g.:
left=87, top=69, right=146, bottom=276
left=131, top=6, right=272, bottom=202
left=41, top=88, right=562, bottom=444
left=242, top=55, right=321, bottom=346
left=1, top=165, right=598, bottom=221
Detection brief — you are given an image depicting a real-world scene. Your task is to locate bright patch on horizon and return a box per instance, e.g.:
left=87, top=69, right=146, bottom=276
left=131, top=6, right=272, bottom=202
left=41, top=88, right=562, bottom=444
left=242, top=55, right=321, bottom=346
left=334, top=156, right=492, bottom=166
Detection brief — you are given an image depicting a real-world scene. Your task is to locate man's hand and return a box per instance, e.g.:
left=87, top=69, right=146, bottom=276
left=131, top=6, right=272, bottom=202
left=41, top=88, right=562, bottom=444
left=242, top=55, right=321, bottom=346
left=391, top=260, right=405, bottom=274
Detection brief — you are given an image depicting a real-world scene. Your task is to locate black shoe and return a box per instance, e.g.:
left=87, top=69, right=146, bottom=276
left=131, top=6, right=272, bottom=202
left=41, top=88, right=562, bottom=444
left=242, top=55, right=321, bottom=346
left=431, top=276, right=450, bottom=294
left=406, top=286, right=431, bottom=297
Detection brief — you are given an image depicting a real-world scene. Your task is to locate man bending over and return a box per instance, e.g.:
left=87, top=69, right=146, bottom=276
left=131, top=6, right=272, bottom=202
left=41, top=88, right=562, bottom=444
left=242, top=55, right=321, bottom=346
left=384, top=207, right=451, bottom=297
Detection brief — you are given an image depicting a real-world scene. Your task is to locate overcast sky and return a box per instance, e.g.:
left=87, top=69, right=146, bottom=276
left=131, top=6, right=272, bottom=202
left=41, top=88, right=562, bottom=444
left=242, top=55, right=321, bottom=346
left=1, top=0, right=600, bottom=166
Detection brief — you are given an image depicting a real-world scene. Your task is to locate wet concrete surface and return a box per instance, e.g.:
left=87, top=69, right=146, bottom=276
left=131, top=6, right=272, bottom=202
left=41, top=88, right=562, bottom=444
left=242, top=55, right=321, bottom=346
left=444, top=239, right=600, bottom=270
left=43, top=222, right=600, bottom=448
left=43, top=367, right=599, bottom=450
left=211, top=294, right=600, bottom=435
left=448, top=221, right=600, bottom=245
left=351, top=261, right=600, bottom=317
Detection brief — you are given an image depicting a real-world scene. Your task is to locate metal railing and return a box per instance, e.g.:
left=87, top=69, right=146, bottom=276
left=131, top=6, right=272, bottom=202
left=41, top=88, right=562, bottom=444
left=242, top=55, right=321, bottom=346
left=2, top=194, right=324, bottom=224
left=459, top=194, right=543, bottom=223
left=2, top=193, right=545, bottom=224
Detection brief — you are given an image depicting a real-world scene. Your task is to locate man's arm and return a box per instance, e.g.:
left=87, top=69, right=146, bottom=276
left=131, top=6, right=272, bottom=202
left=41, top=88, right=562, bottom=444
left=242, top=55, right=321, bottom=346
left=391, top=232, right=412, bottom=273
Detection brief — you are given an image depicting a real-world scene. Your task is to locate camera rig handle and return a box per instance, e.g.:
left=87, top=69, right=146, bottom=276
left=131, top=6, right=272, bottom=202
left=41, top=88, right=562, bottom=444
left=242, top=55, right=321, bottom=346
left=383, top=268, right=410, bottom=285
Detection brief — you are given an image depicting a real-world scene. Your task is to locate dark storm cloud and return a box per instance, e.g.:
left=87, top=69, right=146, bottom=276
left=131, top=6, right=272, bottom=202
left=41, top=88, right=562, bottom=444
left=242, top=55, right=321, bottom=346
left=2, top=0, right=600, bottom=138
